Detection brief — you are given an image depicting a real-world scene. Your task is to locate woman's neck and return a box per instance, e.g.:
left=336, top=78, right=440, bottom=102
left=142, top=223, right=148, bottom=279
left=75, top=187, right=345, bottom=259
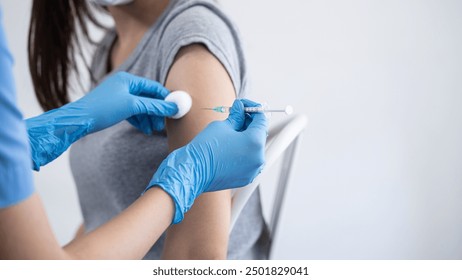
left=108, top=0, right=170, bottom=70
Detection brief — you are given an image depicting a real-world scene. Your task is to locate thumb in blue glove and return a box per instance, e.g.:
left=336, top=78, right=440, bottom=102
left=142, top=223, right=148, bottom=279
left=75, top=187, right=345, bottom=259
left=145, top=99, right=267, bottom=223
left=26, top=72, right=178, bottom=170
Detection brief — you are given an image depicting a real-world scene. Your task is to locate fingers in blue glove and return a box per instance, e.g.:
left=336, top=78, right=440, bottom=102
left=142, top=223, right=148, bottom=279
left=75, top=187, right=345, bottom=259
left=227, top=99, right=246, bottom=131
left=228, top=99, right=267, bottom=132
left=128, top=97, right=178, bottom=134
left=240, top=99, right=261, bottom=130
left=118, top=72, right=177, bottom=134
left=128, top=115, right=154, bottom=135
left=135, top=97, right=178, bottom=117
left=117, top=72, right=170, bottom=98
left=245, top=108, right=268, bottom=136
left=237, top=99, right=267, bottom=176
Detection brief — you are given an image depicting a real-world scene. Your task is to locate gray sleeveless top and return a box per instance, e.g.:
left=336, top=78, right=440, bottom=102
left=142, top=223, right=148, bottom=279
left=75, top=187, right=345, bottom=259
left=69, top=0, right=268, bottom=259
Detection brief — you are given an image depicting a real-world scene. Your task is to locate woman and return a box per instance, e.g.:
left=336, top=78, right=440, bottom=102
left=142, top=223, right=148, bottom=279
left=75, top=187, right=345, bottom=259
left=1, top=5, right=268, bottom=258
left=28, top=0, right=269, bottom=259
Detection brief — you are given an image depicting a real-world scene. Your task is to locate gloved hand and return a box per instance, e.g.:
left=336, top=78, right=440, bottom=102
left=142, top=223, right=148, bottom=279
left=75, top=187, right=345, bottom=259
left=145, top=99, right=267, bottom=224
left=26, top=72, right=178, bottom=170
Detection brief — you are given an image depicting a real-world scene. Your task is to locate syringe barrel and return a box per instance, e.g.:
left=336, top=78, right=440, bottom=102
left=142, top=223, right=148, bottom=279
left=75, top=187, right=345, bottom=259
left=243, top=107, right=265, bottom=113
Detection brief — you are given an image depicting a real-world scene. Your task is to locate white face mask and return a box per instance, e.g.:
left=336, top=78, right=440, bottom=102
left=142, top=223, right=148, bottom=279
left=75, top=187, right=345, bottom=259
left=89, top=0, right=134, bottom=6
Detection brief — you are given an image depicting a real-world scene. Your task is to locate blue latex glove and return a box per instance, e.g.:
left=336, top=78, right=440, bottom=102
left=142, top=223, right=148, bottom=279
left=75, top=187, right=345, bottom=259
left=26, top=72, right=178, bottom=170
left=145, top=99, right=267, bottom=224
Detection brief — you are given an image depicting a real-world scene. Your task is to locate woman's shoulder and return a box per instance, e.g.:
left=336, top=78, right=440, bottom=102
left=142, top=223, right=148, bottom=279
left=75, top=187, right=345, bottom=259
left=161, top=0, right=240, bottom=45
left=167, top=0, right=232, bottom=23
left=155, top=0, right=248, bottom=95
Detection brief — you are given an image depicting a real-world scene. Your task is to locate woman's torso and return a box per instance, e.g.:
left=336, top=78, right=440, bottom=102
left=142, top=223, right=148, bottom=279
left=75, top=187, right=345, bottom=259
left=70, top=0, right=268, bottom=259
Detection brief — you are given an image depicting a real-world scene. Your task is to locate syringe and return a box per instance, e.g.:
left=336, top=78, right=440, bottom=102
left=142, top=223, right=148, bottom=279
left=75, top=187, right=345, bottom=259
left=202, top=105, right=293, bottom=115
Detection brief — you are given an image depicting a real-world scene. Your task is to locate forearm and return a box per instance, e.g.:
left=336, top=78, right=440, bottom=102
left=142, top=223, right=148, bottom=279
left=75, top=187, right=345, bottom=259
left=64, top=188, right=173, bottom=259
left=0, top=188, right=174, bottom=260
left=0, top=193, right=68, bottom=259
left=74, top=224, right=86, bottom=239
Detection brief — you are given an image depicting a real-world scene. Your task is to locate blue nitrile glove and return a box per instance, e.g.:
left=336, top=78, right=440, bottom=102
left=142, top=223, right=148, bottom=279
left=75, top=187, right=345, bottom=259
left=145, top=99, right=267, bottom=224
left=26, top=72, right=178, bottom=171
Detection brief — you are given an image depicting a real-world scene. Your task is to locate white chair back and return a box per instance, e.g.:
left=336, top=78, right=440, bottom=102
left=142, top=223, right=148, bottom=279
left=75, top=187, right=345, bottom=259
left=230, top=114, right=308, bottom=258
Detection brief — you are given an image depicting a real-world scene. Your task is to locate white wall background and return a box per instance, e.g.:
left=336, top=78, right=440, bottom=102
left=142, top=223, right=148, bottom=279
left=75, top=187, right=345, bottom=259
left=1, top=0, right=461, bottom=259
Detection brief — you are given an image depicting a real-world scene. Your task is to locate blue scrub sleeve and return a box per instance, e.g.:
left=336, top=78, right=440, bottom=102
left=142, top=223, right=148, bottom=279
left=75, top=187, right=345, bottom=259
left=0, top=8, right=35, bottom=208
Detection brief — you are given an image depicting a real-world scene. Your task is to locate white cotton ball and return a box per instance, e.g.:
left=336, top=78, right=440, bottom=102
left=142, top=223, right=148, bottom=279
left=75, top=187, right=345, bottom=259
left=165, top=90, right=192, bottom=119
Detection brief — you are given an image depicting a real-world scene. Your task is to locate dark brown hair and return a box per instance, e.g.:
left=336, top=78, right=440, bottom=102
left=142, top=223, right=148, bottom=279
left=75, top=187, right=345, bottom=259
left=28, top=0, right=104, bottom=111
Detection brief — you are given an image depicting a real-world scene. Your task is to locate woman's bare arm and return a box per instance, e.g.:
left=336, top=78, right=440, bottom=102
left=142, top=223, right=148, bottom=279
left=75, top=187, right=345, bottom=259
left=0, top=188, right=173, bottom=259
left=74, top=223, right=86, bottom=239
left=161, top=44, right=236, bottom=259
